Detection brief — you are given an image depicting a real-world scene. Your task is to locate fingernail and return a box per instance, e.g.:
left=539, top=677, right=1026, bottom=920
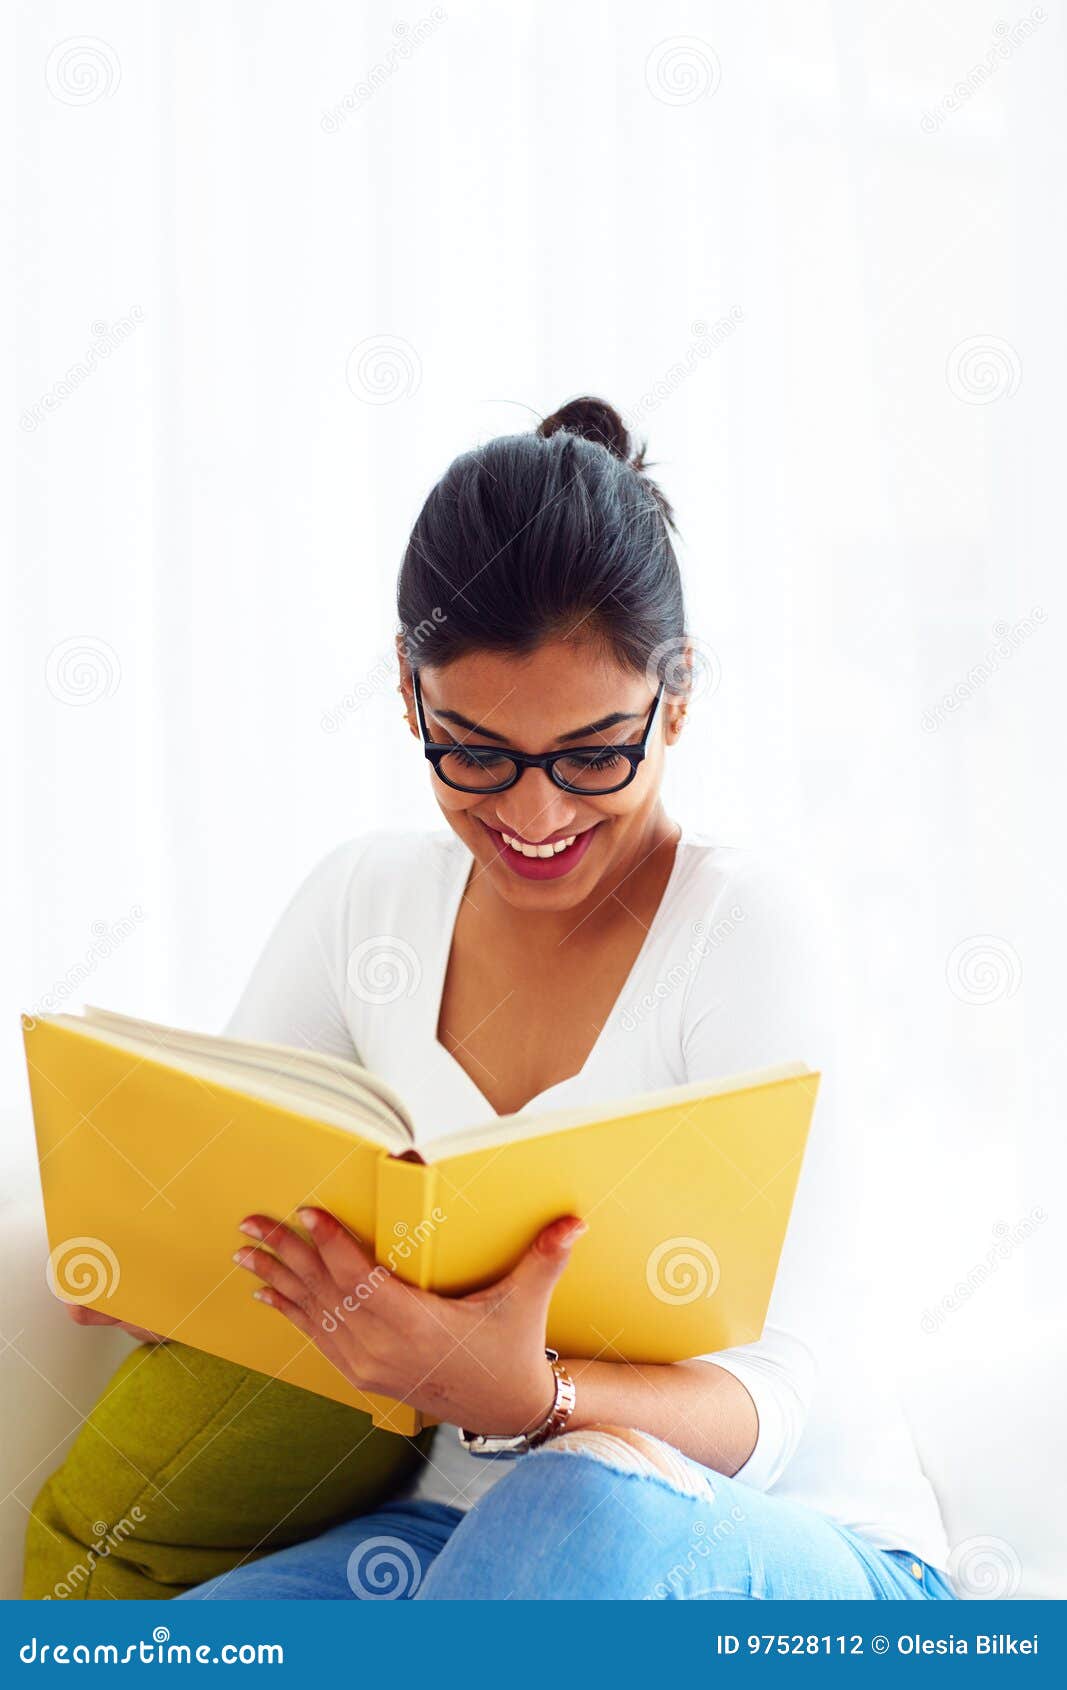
left=298, top=1208, right=320, bottom=1232
left=252, top=1289, right=271, bottom=1304
left=568, top=1221, right=589, bottom=1243
left=239, top=1219, right=263, bottom=1239
left=232, top=1250, right=251, bottom=1267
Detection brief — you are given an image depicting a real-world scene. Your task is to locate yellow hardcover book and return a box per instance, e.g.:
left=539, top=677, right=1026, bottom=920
left=22, top=1007, right=819, bottom=1433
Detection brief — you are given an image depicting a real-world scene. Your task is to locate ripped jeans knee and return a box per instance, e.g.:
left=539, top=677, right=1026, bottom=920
left=539, top=1423, right=717, bottom=1501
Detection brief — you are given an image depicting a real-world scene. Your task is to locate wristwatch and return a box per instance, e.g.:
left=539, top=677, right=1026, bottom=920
left=457, top=1350, right=577, bottom=1458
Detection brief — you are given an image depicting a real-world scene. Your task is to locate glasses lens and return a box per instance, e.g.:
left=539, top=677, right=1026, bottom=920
left=551, top=750, right=634, bottom=793
left=438, top=747, right=520, bottom=791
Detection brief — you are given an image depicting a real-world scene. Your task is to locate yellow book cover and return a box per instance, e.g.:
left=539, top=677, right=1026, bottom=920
left=22, top=1008, right=819, bottom=1435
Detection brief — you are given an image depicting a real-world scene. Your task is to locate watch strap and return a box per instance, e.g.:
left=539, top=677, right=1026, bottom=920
left=458, top=1350, right=576, bottom=1458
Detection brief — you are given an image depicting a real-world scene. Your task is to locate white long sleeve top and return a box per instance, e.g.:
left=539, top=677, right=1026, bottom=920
left=225, top=828, right=949, bottom=1569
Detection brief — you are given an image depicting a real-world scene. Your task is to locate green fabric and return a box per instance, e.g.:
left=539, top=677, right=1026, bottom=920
left=22, top=1343, right=428, bottom=1600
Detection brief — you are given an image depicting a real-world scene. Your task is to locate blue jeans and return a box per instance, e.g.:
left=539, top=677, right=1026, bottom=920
left=177, top=1435, right=957, bottom=1601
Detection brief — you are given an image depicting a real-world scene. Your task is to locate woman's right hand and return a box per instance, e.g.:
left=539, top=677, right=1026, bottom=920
left=59, top=1303, right=167, bottom=1345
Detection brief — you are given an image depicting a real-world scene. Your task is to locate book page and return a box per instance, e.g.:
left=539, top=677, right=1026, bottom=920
left=52, top=1011, right=413, bottom=1149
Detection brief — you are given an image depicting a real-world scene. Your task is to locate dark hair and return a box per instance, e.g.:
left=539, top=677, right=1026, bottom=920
left=397, top=397, right=686, bottom=684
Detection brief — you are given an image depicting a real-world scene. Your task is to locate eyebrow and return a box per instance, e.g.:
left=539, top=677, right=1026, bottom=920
left=429, top=706, right=645, bottom=746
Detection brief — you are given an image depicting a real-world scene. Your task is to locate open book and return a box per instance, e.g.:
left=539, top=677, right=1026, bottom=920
left=23, top=1007, right=819, bottom=1435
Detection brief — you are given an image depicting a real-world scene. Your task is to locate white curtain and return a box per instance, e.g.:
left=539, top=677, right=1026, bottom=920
left=8, top=0, right=1063, bottom=1334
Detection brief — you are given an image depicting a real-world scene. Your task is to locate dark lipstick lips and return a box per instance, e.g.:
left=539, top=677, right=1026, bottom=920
left=482, top=821, right=599, bottom=881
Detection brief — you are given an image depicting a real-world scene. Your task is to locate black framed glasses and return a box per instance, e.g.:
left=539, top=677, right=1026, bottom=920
left=413, top=671, right=665, bottom=796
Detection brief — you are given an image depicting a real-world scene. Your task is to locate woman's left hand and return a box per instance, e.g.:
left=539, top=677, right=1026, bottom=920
left=233, top=1207, right=586, bottom=1434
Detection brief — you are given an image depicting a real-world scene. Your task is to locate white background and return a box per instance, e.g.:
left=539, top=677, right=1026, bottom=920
left=7, top=0, right=1063, bottom=1352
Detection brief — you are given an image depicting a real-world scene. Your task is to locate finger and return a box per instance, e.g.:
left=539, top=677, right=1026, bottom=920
left=63, top=1305, right=118, bottom=1326
left=250, top=1286, right=362, bottom=1381
left=250, top=1285, right=321, bottom=1344
left=233, top=1244, right=315, bottom=1309
left=238, top=1213, right=330, bottom=1289
left=63, top=1306, right=165, bottom=1344
left=297, top=1209, right=387, bottom=1307
left=482, top=1216, right=587, bottom=1310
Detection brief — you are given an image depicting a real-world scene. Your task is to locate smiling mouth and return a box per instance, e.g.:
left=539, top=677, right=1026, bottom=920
left=499, top=829, right=578, bottom=860
left=479, top=820, right=600, bottom=879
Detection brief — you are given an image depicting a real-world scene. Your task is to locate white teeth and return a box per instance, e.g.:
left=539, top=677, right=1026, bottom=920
left=501, top=832, right=577, bottom=859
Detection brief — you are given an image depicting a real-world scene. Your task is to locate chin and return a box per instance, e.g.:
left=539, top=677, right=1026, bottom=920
left=488, top=861, right=598, bottom=912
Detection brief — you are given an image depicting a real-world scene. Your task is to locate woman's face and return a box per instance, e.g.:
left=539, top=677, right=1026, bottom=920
left=401, top=638, right=685, bottom=912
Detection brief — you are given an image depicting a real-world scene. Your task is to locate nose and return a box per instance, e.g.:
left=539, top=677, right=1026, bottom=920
left=488, top=768, right=578, bottom=843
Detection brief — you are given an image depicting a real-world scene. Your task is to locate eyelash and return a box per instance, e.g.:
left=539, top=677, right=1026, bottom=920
left=448, top=747, right=508, bottom=769
left=561, top=749, right=626, bottom=770
left=447, top=746, right=628, bottom=770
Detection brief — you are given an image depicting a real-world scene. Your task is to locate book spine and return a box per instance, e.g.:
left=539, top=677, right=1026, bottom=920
left=375, top=1155, right=441, bottom=1291
left=367, top=1155, right=441, bottom=1433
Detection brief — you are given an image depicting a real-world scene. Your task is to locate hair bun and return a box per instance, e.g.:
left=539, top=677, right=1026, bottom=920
left=538, top=396, right=633, bottom=463
left=538, top=395, right=674, bottom=529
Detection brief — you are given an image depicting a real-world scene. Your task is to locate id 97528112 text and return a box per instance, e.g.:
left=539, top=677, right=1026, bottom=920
left=714, top=1633, right=1040, bottom=1656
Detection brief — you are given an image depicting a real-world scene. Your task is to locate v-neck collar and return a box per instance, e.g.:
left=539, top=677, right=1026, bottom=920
left=426, top=829, right=688, bottom=1124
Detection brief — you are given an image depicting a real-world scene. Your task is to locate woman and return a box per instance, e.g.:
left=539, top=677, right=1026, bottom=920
left=85, top=398, right=956, bottom=1600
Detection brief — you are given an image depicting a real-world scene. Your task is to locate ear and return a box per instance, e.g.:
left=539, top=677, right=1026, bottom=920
left=395, top=636, right=419, bottom=738
left=662, top=644, right=693, bottom=745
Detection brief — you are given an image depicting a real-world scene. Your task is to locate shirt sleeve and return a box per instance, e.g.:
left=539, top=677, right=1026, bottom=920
left=223, top=840, right=362, bottom=1062
left=680, top=856, right=852, bottom=1492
